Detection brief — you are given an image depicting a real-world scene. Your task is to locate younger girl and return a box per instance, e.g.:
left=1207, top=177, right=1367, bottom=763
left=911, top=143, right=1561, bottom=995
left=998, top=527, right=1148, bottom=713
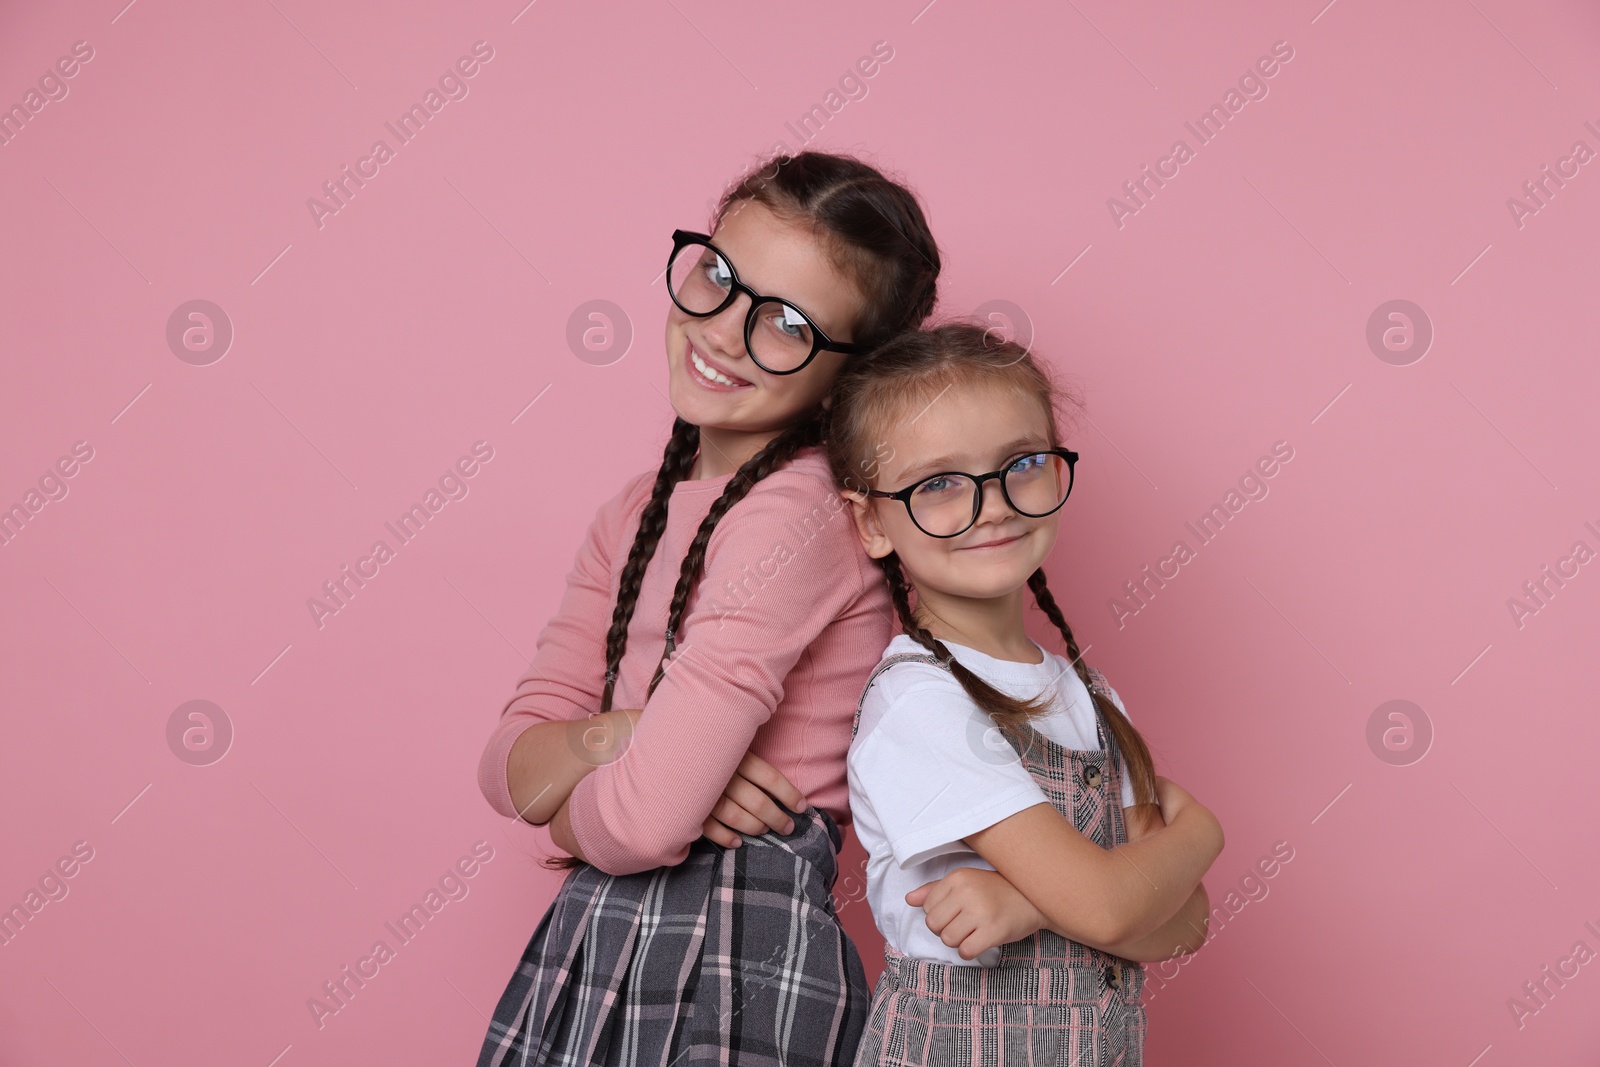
left=826, top=323, right=1225, bottom=1065
left=475, top=151, right=941, bottom=1067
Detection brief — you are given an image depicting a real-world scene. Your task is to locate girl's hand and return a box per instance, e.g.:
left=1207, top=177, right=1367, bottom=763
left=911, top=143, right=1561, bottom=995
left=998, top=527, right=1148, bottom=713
left=700, top=750, right=809, bottom=848
left=904, top=867, right=1045, bottom=961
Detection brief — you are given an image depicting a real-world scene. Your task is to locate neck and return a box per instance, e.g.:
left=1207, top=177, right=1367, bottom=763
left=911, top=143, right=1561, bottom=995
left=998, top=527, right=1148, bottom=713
left=691, top=425, right=786, bottom=479
left=911, top=583, right=1040, bottom=664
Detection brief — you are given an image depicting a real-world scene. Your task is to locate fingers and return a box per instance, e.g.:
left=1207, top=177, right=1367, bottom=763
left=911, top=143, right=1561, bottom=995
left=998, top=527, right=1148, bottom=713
left=698, top=760, right=805, bottom=854
left=723, top=774, right=797, bottom=835
left=939, top=912, right=979, bottom=958
left=956, top=929, right=991, bottom=962
left=924, top=884, right=988, bottom=960
left=734, top=751, right=808, bottom=816
left=907, top=871, right=1009, bottom=962
left=709, top=794, right=772, bottom=837
left=915, top=880, right=952, bottom=932
left=701, top=815, right=742, bottom=849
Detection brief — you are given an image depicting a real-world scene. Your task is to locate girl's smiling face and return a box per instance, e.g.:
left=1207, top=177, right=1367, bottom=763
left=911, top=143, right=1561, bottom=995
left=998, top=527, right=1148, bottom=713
left=849, top=379, right=1062, bottom=603
left=664, top=199, right=865, bottom=445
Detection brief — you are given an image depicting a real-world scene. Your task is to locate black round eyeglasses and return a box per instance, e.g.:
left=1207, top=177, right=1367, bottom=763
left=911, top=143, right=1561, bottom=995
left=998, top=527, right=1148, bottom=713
left=666, top=229, right=864, bottom=375
left=863, top=449, right=1079, bottom=538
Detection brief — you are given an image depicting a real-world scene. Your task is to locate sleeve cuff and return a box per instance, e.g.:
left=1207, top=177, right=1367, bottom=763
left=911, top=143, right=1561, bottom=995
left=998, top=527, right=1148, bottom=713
left=566, top=773, right=684, bottom=876
left=478, top=722, right=528, bottom=821
left=892, top=787, right=1050, bottom=870
left=565, top=774, right=626, bottom=874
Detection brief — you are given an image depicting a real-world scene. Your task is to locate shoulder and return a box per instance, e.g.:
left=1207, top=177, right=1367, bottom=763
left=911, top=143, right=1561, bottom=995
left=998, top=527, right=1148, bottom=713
left=591, top=465, right=659, bottom=523
left=865, top=653, right=959, bottom=703
left=731, top=445, right=843, bottom=512
left=854, top=646, right=968, bottom=732
left=619, top=465, right=660, bottom=513
left=709, top=445, right=857, bottom=551
left=573, top=466, right=658, bottom=558
left=849, top=650, right=1024, bottom=795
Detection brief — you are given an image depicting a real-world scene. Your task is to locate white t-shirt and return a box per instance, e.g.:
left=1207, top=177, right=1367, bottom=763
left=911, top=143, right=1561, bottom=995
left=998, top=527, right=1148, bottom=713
left=847, top=633, right=1135, bottom=968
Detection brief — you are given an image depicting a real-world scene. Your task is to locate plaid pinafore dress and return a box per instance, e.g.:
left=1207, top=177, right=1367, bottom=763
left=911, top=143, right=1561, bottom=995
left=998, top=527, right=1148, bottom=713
left=849, top=652, right=1147, bottom=1067
left=476, top=799, right=872, bottom=1067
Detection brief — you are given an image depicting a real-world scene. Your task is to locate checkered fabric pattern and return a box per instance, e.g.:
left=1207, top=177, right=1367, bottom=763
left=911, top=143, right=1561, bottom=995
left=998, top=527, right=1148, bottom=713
left=477, top=804, right=871, bottom=1067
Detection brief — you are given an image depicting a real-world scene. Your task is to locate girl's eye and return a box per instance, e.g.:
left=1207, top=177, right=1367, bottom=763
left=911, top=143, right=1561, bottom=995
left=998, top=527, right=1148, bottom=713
left=914, top=475, right=962, bottom=496
left=758, top=303, right=812, bottom=345
left=705, top=255, right=733, bottom=290
left=778, top=305, right=808, bottom=338
left=1008, top=453, right=1046, bottom=474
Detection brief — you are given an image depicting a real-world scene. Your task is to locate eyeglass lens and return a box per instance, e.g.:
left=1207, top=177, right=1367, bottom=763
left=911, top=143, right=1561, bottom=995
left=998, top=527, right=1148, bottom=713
left=908, top=453, right=1071, bottom=536
left=667, top=241, right=817, bottom=373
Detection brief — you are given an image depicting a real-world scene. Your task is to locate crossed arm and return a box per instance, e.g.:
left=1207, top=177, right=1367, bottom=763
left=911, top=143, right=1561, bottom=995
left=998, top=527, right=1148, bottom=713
left=483, top=466, right=888, bottom=875
left=505, top=710, right=636, bottom=868
left=1105, top=833, right=1213, bottom=960
left=530, top=716, right=1217, bottom=965
left=512, top=710, right=807, bottom=869
left=504, top=709, right=640, bottom=829
left=912, top=781, right=1223, bottom=965
left=1032, top=799, right=1214, bottom=961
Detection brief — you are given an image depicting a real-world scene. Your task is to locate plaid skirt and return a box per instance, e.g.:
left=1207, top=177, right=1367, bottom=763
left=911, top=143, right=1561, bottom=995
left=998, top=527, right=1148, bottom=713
left=477, top=804, right=871, bottom=1067
left=852, top=940, right=1146, bottom=1067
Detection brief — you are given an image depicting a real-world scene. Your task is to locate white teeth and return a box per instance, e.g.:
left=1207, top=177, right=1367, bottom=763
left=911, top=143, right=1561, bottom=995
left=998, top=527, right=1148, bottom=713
left=690, top=345, right=742, bottom=386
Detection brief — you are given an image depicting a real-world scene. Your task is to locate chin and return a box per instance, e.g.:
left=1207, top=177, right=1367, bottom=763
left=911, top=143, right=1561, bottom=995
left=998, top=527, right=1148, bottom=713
left=965, top=577, right=1035, bottom=600
left=952, top=557, right=1044, bottom=597
left=909, top=565, right=1019, bottom=603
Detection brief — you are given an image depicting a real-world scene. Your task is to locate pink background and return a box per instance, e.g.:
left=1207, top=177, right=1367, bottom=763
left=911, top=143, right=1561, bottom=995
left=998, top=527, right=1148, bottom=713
left=3, top=0, right=1599, bottom=1063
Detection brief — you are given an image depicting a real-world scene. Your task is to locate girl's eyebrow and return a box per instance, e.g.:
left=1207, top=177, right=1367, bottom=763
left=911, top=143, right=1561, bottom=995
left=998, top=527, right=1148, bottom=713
left=896, top=435, right=1050, bottom=483
left=711, top=238, right=846, bottom=340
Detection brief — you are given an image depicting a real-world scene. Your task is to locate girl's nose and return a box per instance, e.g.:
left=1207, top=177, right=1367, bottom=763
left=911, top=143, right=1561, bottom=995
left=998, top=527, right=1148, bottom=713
left=975, top=476, right=1018, bottom=523
left=701, top=294, right=754, bottom=363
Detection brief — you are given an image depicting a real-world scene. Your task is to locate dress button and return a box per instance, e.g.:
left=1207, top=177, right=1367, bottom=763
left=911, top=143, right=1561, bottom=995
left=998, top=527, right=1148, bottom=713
left=1082, top=765, right=1102, bottom=788
left=1105, top=962, right=1122, bottom=989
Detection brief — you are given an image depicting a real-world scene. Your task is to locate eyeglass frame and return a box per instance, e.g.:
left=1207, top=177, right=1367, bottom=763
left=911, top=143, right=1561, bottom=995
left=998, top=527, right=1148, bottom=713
left=860, top=448, right=1080, bottom=538
left=666, top=229, right=866, bottom=375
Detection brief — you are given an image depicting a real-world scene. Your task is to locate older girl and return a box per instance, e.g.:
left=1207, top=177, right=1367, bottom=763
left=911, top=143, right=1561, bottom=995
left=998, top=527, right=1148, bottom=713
left=475, top=151, right=941, bottom=1067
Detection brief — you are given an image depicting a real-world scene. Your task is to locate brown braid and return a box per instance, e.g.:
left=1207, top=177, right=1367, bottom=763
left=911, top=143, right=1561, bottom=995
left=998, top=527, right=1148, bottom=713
left=645, top=412, right=829, bottom=697
left=540, top=149, right=941, bottom=872
left=597, top=417, right=700, bottom=714
left=1028, top=569, right=1157, bottom=806
left=540, top=418, right=700, bottom=872
left=876, top=554, right=1157, bottom=808
left=876, top=552, right=1054, bottom=753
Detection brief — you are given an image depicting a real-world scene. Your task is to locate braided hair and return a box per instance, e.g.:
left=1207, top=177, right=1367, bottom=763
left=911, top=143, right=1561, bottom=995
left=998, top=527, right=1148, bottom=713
left=543, top=150, right=942, bottom=871
left=823, top=322, right=1158, bottom=809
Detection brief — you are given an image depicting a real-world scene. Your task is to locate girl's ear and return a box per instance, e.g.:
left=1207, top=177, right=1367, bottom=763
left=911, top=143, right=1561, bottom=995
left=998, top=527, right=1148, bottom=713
left=843, top=491, right=894, bottom=559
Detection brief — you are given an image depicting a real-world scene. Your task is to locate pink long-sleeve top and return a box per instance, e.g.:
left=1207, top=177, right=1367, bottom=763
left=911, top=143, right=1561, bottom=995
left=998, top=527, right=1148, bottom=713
left=477, top=443, right=895, bottom=876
